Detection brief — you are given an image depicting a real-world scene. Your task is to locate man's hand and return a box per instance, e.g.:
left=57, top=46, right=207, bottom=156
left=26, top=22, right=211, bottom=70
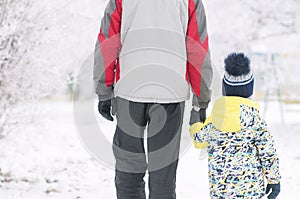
left=98, top=99, right=114, bottom=121
left=189, top=107, right=207, bottom=125
left=266, top=183, right=280, bottom=199
left=199, top=108, right=206, bottom=123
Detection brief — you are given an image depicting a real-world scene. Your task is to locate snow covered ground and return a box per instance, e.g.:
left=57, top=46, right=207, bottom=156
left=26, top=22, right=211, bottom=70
left=1, top=0, right=300, bottom=198
left=0, top=100, right=299, bottom=199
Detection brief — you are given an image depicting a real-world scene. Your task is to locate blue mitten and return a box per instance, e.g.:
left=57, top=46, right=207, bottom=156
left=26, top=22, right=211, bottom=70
left=266, top=183, right=280, bottom=199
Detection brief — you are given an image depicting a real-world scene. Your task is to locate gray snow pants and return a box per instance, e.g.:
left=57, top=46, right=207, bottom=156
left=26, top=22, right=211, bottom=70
left=112, top=97, right=185, bottom=199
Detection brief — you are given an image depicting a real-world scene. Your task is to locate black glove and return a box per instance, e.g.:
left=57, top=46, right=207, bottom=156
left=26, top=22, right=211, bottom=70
left=199, top=108, right=206, bottom=123
left=189, top=108, right=206, bottom=125
left=98, top=99, right=113, bottom=121
left=266, top=183, right=280, bottom=199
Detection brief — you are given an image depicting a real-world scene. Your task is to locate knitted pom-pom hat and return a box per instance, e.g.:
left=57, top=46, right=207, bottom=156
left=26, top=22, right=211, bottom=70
left=222, top=53, right=254, bottom=98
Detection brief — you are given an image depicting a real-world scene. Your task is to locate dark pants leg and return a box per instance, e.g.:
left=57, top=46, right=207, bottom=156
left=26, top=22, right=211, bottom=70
left=113, top=126, right=147, bottom=199
left=112, top=98, right=184, bottom=199
left=147, top=102, right=184, bottom=199
left=113, top=98, right=147, bottom=199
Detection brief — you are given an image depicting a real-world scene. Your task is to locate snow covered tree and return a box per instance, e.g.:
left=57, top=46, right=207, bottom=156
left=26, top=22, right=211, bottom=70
left=206, top=0, right=300, bottom=57
left=0, top=0, right=59, bottom=136
left=242, top=0, right=299, bottom=40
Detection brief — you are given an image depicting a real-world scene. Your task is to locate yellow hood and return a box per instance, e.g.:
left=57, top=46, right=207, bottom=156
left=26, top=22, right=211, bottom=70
left=210, top=96, right=260, bottom=132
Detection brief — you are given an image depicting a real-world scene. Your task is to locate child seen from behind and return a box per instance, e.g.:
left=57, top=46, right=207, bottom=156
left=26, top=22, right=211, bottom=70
left=190, top=53, right=281, bottom=199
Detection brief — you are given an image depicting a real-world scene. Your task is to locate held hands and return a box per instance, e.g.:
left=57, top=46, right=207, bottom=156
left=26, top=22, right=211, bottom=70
left=189, top=108, right=208, bottom=149
left=266, top=183, right=280, bottom=199
left=98, top=99, right=114, bottom=121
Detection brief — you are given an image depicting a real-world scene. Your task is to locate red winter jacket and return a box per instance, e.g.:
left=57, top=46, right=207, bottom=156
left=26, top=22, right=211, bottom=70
left=94, top=0, right=212, bottom=107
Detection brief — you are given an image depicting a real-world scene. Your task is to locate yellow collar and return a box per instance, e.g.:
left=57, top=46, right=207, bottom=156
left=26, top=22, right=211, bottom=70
left=210, top=96, right=259, bottom=132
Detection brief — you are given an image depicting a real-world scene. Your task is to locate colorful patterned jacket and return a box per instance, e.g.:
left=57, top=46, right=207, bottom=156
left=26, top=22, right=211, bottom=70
left=190, top=96, right=281, bottom=198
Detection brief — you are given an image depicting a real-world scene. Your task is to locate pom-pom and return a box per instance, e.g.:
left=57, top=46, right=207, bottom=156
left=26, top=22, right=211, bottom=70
left=224, top=53, right=251, bottom=76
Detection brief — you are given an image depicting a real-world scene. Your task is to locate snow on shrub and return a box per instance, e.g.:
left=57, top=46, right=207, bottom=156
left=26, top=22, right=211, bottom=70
left=0, top=0, right=59, bottom=135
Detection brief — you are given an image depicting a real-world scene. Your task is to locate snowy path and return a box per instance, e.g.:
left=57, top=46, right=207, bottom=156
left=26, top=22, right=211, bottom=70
left=0, top=101, right=299, bottom=199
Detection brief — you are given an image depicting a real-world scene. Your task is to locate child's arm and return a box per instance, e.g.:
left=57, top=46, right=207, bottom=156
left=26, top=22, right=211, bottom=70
left=254, top=117, right=281, bottom=184
left=189, top=117, right=211, bottom=149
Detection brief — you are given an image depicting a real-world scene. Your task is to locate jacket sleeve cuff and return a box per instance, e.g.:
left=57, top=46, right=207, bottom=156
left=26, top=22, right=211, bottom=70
left=267, top=178, right=281, bottom=184
left=266, top=175, right=281, bottom=184
left=192, top=94, right=210, bottom=109
left=95, top=83, right=114, bottom=101
left=194, top=142, right=209, bottom=149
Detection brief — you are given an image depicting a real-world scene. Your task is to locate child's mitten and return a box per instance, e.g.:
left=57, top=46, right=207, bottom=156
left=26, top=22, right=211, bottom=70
left=266, top=183, right=280, bottom=199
